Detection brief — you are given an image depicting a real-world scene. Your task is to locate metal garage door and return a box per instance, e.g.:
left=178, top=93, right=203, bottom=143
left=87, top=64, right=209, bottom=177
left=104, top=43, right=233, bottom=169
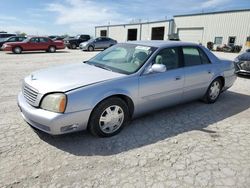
left=178, top=28, right=204, bottom=44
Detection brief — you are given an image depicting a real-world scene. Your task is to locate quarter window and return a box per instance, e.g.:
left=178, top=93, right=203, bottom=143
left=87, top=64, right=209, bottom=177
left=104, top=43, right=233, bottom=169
left=154, top=47, right=180, bottom=70
left=198, top=48, right=210, bottom=64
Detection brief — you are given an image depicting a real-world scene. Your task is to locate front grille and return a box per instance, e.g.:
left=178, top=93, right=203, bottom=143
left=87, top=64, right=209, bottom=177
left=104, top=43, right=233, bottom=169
left=23, top=84, right=38, bottom=106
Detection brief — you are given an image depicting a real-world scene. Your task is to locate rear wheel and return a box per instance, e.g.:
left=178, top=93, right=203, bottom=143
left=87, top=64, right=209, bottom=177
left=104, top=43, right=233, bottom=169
left=204, top=78, right=222, bottom=103
left=88, top=45, right=94, bottom=51
left=13, top=46, right=22, bottom=54
left=88, top=97, right=130, bottom=137
left=48, top=46, right=56, bottom=53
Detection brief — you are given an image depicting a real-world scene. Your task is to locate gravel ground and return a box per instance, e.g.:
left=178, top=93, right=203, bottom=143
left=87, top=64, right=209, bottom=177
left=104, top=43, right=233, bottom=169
left=0, top=49, right=249, bottom=188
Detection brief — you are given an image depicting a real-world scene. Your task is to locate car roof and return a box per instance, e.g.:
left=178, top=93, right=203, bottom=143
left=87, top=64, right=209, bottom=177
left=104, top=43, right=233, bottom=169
left=126, top=40, right=200, bottom=48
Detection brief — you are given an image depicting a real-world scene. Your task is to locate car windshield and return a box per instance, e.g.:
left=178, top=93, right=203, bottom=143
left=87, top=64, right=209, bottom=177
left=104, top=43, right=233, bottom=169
left=86, top=43, right=157, bottom=74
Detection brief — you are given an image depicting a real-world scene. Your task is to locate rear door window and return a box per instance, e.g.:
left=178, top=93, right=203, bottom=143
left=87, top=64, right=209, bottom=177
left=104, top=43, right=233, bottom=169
left=39, top=38, right=49, bottom=43
left=183, top=47, right=202, bottom=67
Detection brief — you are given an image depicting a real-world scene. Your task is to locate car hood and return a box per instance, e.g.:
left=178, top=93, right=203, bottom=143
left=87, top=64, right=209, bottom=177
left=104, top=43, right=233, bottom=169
left=24, top=63, right=126, bottom=94
left=237, top=52, right=250, bottom=61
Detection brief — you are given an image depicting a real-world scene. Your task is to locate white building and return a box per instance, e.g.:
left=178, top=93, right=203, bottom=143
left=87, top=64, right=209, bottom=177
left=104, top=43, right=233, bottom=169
left=95, top=19, right=174, bottom=42
left=95, top=9, right=250, bottom=49
left=174, top=9, right=250, bottom=48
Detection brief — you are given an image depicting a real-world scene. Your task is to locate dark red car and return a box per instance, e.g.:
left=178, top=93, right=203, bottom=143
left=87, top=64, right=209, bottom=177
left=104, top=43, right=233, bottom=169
left=2, top=36, right=65, bottom=54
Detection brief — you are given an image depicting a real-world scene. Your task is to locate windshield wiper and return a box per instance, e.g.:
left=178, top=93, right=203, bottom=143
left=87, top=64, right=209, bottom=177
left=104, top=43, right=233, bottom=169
left=93, top=64, right=113, bottom=72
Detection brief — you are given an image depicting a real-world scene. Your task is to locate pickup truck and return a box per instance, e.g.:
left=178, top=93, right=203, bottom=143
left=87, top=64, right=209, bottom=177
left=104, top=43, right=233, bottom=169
left=64, top=34, right=90, bottom=49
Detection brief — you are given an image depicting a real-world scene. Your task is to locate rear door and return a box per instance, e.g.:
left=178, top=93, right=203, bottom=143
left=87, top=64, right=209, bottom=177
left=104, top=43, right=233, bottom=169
left=138, top=47, right=184, bottom=113
left=27, top=37, right=40, bottom=50
left=94, top=37, right=104, bottom=49
left=182, top=46, right=214, bottom=101
left=38, top=37, right=51, bottom=50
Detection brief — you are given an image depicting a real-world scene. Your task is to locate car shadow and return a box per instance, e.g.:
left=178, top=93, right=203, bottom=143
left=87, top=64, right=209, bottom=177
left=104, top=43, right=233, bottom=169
left=36, top=91, right=250, bottom=156
left=6, top=51, right=70, bottom=55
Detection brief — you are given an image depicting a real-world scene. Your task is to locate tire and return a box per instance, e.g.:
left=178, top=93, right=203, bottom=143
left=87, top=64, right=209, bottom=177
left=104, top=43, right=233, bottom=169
left=88, top=97, right=130, bottom=137
left=71, top=43, right=77, bottom=49
left=13, top=46, right=22, bottom=54
left=88, top=45, right=94, bottom=51
left=203, top=78, right=222, bottom=103
left=48, top=46, right=56, bottom=53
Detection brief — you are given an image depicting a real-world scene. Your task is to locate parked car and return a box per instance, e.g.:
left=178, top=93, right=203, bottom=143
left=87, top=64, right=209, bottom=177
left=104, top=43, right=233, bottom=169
left=2, top=36, right=65, bottom=54
left=64, top=34, right=90, bottom=49
left=18, top=41, right=236, bottom=137
left=0, top=33, right=16, bottom=39
left=234, top=49, right=250, bottom=75
left=79, top=37, right=117, bottom=51
left=0, top=36, right=26, bottom=49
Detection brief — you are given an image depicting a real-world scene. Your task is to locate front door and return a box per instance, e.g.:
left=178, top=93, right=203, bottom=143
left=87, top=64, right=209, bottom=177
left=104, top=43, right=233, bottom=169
left=138, top=47, right=184, bottom=114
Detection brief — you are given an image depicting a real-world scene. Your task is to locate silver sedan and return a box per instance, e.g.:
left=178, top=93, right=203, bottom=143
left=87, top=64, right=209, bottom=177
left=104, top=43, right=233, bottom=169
left=18, top=41, right=236, bottom=137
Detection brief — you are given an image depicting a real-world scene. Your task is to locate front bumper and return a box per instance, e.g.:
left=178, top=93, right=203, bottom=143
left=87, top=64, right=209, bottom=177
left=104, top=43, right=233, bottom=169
left=79, top=45, right=88, bottom=50
left=235, top=70, right=250, bottom=75
left=235, top=61, right=250, bottom=75
left=18, top=93, right=92, bottom=135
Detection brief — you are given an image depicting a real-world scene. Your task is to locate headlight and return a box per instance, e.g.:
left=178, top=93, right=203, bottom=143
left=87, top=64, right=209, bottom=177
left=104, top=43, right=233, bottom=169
left=3, top=44, right=9, bottom=48
left=41, top=93, right=67, bottom=113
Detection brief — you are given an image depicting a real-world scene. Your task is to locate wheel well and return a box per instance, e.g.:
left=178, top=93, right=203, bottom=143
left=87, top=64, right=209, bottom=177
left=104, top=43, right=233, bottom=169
left=13, top=46, right=22, bottom=50
left=49, top=45, right=56, bottom=49
left=216, top=76, right=225, bottom=88
left=92, top=94, right=134, bottom=117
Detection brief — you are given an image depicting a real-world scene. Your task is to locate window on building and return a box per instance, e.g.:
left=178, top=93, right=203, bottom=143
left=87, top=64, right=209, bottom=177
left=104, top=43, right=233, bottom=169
left=100, top=30, right=107, bottom=37
left=151, top=27, right=165, bottom=40
left=214, top=37, right=223, bottom=45
left=127, top=29, right=137, bottom=41
left=228, top=36, right=236, bottom=45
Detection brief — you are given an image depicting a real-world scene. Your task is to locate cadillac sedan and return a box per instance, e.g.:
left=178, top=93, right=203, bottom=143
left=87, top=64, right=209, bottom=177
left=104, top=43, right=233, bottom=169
left=18, top=41, right=236, bottom=137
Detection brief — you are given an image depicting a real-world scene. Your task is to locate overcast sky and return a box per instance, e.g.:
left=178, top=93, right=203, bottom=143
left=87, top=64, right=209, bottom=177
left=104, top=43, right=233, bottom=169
left=0, top=0, right=249, bottom=36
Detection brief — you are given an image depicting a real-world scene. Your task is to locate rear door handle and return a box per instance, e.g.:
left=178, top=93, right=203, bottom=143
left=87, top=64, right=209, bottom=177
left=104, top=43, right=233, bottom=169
left=175, top=76, right=181, bottom=80
left=208, top=70, right=212, bottom=74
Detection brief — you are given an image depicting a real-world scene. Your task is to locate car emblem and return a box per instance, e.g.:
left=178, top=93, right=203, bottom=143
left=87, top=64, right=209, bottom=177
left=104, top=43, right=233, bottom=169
left=31, top=74, right=37, bottom=80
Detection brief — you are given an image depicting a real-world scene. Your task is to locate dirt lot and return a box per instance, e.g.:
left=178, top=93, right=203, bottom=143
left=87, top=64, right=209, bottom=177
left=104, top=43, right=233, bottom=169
left=0, top=49, right=249, bottom=188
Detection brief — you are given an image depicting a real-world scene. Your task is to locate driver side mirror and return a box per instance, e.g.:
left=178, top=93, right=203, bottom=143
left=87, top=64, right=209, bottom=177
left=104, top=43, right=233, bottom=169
left=149, top=64, right=166, bottom=73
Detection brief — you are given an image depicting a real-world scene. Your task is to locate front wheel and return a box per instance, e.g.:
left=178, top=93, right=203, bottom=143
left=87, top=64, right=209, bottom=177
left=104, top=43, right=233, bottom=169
left=88, top=97, right=130, bottom=137
left=204, top=79, right=222, bottom=103
left=13, top=46, right=22, bottom=54
left=88, top=45, right=94, bottom=51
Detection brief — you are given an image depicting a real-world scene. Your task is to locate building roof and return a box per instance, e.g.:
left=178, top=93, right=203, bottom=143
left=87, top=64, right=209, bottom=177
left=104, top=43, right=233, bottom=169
left=95, top=19, right=172, bottom=28
left=174, top=8, right=250, bottom=17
